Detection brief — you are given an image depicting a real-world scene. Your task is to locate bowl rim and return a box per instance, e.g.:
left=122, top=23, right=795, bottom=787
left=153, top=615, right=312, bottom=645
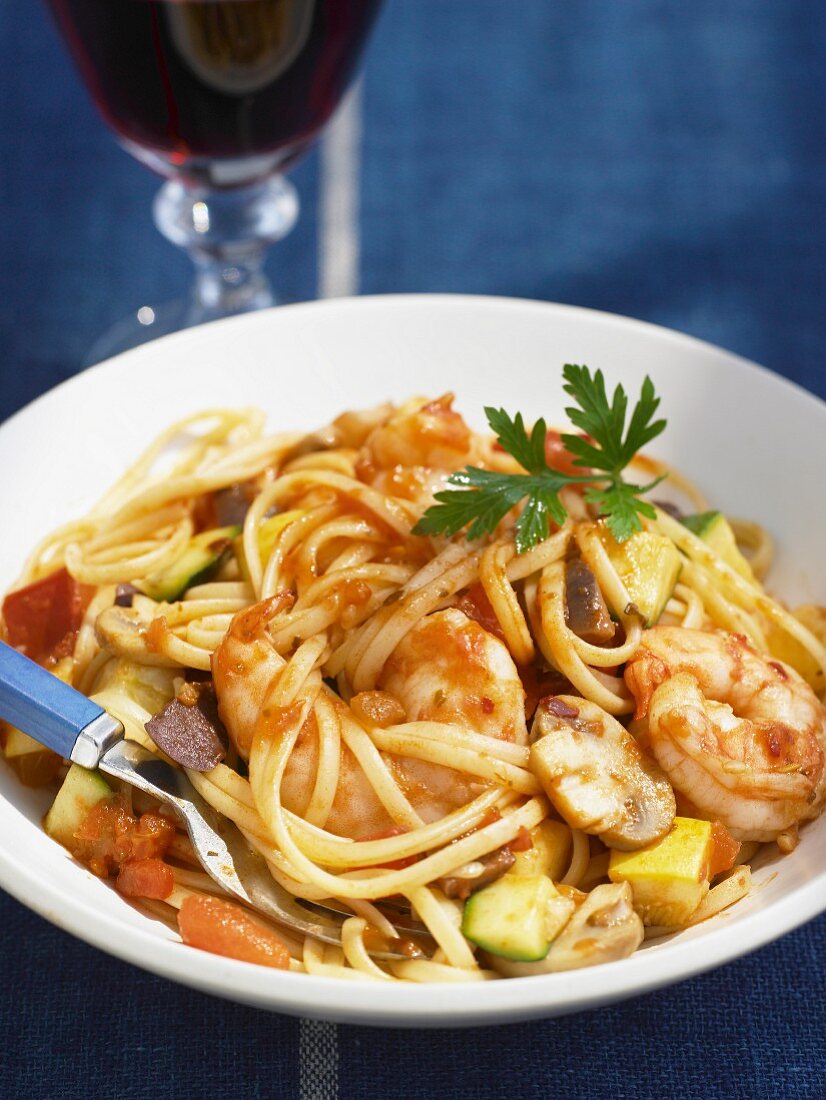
left=2, top=292, right=826, bottom=1027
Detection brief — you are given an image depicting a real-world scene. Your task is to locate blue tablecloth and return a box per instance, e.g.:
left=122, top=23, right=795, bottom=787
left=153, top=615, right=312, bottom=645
left=2, top=1, right=826, bottom=1096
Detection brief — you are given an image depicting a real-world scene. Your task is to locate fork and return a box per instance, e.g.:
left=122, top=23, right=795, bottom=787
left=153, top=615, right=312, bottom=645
left=0, top=640, right=426, bottom=958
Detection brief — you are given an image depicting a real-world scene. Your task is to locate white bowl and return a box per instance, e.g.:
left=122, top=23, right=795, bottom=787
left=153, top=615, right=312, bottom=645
left=1, top=294, right=825, bottom=1027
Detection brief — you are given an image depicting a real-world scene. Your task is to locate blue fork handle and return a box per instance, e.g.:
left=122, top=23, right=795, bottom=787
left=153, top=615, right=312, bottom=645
left=0, top=641, right=122, bottom=767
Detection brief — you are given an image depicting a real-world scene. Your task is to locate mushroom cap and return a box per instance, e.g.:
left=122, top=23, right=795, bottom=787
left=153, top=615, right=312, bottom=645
left=95, top=601, right=179, bottom=667
left=530, top=695, right=675, bottom=850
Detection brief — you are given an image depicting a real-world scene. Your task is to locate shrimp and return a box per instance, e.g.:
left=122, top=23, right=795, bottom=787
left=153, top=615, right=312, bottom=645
left=378, top=608, right=527, bottom=744
left=359, top=395, right=478, bottom=508
left=364, top=394, right=474, bottom=471
left=625, top=626, right=826, bottom=841
left=530, top=696, right=675, bottom=849
left=213, top=602, right=527, bottom=838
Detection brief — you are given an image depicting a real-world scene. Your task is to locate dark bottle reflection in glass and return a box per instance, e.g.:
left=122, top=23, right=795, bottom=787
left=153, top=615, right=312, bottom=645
left=48, top=0, right=382, bottom=187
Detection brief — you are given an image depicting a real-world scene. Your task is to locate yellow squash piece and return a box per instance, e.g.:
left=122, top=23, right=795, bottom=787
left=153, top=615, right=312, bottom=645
left=234, top=510, right=305, bottom=582
left=681, top=511, right=754, bottom=582
left=608, top=816, right=713, bottom=927
left=44, top=764, right=113, bottom=850
left=510, top=820, right=571, bottom=881
left=765, top=619, right=825, bottom=693
left=589, top=523, right=682, bottom=626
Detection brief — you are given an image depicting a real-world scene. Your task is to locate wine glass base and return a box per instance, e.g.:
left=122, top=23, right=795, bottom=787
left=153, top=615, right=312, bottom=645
left=83, top=301, right=184, bottom=366
left=83, top=293, right=292, bottom=367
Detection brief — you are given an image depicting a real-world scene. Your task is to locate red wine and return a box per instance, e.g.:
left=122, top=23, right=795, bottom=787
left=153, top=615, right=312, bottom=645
left=48, top=0, right=382, bottom=183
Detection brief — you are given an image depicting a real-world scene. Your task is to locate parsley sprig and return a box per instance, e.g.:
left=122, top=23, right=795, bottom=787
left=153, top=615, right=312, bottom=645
left=413, top=364, right=667, bottom=552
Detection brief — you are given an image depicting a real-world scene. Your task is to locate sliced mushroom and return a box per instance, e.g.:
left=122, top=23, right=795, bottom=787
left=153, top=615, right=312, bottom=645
left=95, top=602, right=180, bottom=667
left=488, top=882, right=643, bottom=976
left=530, top=695, right=675, bottom=850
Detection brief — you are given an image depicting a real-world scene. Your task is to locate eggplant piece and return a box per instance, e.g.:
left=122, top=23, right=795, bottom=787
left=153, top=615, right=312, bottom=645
left=565, top=558, right=616, bottom=644
left=114, top=583, right=140, bottom=608
left=437, top=847, right=516, bottom=901
left=214, top=484, right=252, bottom=528
left=145, top=683, right=227, bottom=771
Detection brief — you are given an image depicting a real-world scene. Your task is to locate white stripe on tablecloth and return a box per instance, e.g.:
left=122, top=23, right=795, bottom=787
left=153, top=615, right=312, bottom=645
left=299, top=1018, right=340, bottom=1100
left=318, top=81, right=363, bottom=299
left=302, top=82, right=361, bottom=1099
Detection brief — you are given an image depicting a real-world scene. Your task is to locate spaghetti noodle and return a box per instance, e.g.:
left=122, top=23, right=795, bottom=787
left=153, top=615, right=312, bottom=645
left=3, top=392, right=825, bottom=981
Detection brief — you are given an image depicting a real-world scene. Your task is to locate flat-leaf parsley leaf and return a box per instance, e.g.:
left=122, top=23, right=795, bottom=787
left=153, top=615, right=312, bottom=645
left=412, top=365, right=667, bottom=552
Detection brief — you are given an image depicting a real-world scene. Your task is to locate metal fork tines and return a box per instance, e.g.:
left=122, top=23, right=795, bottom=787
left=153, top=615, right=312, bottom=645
left=0, top=642, right=432, bottom=961
left=100, top=741, right=433, bottom=959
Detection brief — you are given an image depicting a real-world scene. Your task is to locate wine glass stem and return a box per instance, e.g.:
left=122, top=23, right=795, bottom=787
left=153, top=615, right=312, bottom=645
left=192, top=253, right=273, bottom=316
left=153, top=176, right=300, bottom=323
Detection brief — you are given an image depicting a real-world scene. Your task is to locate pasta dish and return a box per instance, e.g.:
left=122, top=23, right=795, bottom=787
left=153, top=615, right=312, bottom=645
left=3, top=365, right=825, bottom=983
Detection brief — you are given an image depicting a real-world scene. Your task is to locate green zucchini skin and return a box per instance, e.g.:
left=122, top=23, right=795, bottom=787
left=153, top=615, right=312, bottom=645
left=139, top=525, right=241, bottom=602
left=680, top=511, right=722, bottom=538
left=462, top=873, right=573, bottom=962
left=44, top=764, right=113, bottom=849
left=681, top=511, right=753, bottom=579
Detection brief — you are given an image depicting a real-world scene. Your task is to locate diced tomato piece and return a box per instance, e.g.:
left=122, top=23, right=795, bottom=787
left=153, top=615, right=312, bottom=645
left=454, top=583, right=505, bottom=642
left=178, top=894, right=290, bottom=969
left=116, top=858, right=174, bottom=900
left=544, top=430, right=587, bottom=477
left=709, top=822, right=741, bottom=878
left=71, top=796, right=177, bottom=878
left=477, top=807, right=502, bottom=830
left=126, top=812, right=178, bottom=862
left=2, top=568, right=88, bottom=665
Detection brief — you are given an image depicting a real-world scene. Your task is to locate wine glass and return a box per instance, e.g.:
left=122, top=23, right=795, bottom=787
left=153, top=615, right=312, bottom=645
left=46, top=0, right=383, bottom=360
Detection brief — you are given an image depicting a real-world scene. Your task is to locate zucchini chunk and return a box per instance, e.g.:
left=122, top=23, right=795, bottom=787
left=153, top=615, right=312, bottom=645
left=461, top=873, right=575, bottom=961
left=139, top=525, right=240, bottom=602
left=591, top=523, right=682, bottom=626
left=489, top=882, right=643, bottom=976
left=681, top=511, right=754, bottom=581
left=43, top=763, right=113, bottom=850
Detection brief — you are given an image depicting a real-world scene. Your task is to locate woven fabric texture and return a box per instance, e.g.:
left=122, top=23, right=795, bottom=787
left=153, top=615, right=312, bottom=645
left=2, top=1, right=826, bottom=1097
